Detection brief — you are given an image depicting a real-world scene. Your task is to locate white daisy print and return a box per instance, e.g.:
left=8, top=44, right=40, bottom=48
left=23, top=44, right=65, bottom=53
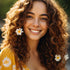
left=13, top=65, right=16, bottom=70
left=15, top=28, right=24, bottom=35
left=55, top=54, right=61, bottom=62
left=2, top=57, right=11, bottom=67
left=64, top=54, right=69, bottom=61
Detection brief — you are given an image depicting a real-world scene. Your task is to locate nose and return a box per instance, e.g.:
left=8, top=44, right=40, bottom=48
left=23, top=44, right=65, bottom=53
left=33, top=18, right=40, bottom=27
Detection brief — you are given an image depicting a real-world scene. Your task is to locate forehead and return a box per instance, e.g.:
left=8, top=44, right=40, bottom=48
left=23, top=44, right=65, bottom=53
left=29, top=1, right=47, bottom=14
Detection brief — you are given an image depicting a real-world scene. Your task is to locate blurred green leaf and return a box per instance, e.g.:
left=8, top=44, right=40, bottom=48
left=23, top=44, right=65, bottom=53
left=56, top=0, right=70, bottom=17
left=0, top=0, right=70, bottom=19
left=0, top=0, right=17, bottom=19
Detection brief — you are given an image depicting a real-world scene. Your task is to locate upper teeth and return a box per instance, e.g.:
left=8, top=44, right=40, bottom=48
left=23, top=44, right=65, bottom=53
left=31, top=30, right=40, bottom=33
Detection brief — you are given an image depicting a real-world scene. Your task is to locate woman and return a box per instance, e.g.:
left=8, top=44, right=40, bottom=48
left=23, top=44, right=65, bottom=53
left=0, top=0, right=69, bottom=70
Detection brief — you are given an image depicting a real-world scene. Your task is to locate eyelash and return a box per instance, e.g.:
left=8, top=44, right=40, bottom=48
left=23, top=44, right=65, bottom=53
left=26, top=15, right=48, bottom=21
left=40, top=18, right=48, bottom=21
left=26, top=16, right=33, bottom=18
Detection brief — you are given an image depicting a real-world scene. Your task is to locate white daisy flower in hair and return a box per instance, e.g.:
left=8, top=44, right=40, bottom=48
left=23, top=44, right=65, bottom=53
left=15, top=28, right=24, bottom=35
left=55, top=54, right=61, bottom=62
left=64, top=54, right=69, bottom=61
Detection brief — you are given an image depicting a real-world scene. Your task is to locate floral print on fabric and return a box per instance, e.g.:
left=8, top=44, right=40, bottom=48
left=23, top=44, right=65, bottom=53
left=2, top=57, right=11, bottom=67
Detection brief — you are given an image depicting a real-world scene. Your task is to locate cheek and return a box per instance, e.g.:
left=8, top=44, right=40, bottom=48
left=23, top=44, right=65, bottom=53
left=24, top=21, right=31, bottom=29
left=41, top=24, right=48, bottom=30
left=23, top=23, right=28, bottom=33
left=26, top=19, right=34, bottom=24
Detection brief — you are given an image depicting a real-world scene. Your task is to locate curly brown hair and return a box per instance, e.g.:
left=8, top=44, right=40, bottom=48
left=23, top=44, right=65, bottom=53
left=0, top=0, right=69, bottom=70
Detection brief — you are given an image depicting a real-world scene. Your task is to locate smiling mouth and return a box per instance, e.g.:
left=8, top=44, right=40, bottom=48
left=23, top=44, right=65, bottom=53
left=29, top=28, right=42, bottom=34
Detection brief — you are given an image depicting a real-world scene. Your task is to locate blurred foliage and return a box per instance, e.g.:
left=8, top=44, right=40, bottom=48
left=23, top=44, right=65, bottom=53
left=0, top=0, right=17, bottom=19
left=56, top=0, right=70, bottom=17
left=0, top=0, right=70, bottom=19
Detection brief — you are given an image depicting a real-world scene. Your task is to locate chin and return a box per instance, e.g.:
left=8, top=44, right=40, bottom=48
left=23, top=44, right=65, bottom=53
left=31, top=38, right=40, bottom=41
left=29, top=36, right=41, bottom=41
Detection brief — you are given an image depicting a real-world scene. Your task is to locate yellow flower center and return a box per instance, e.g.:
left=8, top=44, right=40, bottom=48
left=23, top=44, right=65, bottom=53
left=4, top=60, right=9, bottom=64
left=18, top=30, right=21, bottom=33
left=57, top=57, right=60, bottom=59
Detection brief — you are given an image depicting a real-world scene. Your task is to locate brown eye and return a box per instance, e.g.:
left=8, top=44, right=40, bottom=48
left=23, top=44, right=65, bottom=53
left=26, top=15, right=33, bottom=19
left=40, top=18, right=48, bottom=21
left=42, top=18, right=48, bottom=20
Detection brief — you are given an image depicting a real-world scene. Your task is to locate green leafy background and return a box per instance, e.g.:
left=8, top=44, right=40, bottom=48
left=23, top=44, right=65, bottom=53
left=0, top=0, right=17, bottom=19
left=56, top=0, right=70, bottom=17
left=0, top=0, right=70, bottom=19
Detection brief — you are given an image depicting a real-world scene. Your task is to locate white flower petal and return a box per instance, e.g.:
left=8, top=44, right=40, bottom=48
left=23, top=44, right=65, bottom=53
left=64, top=54, right=69, bottom=61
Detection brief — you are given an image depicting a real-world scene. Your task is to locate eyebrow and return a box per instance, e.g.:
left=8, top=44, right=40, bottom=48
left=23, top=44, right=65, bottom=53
left=27, top=12, right=49, bottom=18
left=40, top=14, right=49, bottom=18
left=27, top=12, right=34, bottom=15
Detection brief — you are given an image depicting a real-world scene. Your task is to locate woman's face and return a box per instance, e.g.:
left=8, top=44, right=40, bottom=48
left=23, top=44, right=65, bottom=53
left=24, top=1, right=48, bottom=41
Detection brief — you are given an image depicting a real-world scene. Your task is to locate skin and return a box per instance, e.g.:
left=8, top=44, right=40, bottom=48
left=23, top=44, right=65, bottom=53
left=24, top=1, right=48, bottom=52
left=24, top=1, right=48, bottom=70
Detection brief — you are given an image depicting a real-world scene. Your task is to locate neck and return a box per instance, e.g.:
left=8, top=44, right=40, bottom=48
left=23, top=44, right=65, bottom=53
left=26, top=38, right=39, bottom=53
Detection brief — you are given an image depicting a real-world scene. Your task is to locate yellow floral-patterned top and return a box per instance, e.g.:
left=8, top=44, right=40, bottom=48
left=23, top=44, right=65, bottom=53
left=0, top=47, right=29, bottom=70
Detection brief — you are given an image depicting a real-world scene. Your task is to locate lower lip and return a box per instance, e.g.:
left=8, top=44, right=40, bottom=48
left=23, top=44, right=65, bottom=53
left=29, top=29, right=41, bottom=35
